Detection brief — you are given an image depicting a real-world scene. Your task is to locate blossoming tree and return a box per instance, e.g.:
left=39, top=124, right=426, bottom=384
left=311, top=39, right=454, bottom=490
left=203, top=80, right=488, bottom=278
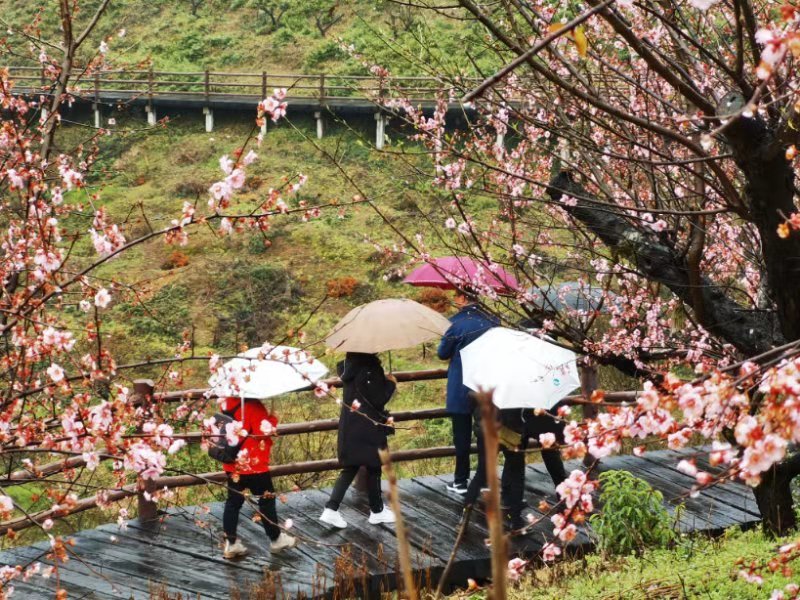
left=0, top=2, right=324, bottom=589
left=377, top=0, right=800, bottom=542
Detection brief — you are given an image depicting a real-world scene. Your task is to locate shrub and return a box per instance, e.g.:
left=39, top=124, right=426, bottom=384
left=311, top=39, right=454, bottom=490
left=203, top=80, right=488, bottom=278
left=161, top=250, right=190, bottom=270
left=247, top=234, right=270, bottom=254
left=304, top=39, right=346, bottom=69
left=244, top=175, right=265, bottom=191
left=417, top=288, right=450, bottom=313
left=173, top=179, right=207, bottom=197
left=326, top=276, right=360, bottom=298
left=174, top=147, right=212, bottom=165
left=589, top=470, right=677, bottom=556
left=211, top=262, right=302, bottom=349
left=117, top=284, right=191, bottom=340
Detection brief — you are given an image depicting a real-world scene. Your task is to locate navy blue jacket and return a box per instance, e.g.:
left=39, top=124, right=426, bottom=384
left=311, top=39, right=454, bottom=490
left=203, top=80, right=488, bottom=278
left=437, top=304, right=499, bottom=414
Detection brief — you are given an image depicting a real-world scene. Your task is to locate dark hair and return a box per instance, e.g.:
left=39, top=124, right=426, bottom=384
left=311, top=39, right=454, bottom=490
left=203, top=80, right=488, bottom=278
left=455, top=285, right=479, bottom=302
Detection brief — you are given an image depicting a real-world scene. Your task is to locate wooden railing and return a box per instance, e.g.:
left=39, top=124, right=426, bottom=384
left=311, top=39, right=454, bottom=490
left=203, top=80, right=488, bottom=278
left=0, top=368, right=638, bottom=534
left=7, top=66, right=480, bottom=105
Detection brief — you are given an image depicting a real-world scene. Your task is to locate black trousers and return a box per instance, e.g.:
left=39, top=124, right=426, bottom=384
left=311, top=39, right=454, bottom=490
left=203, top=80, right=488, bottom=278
left=451, top=413, right=473, bottom=486
left=223, top=472, right=280, bottom=542
left=326, top=465, right=384, bottom=513
left=464, top=434, right=521, bottom=507
left=524, top=413, right=568, bottom=490
left=465, top=415, right=568, bottom=524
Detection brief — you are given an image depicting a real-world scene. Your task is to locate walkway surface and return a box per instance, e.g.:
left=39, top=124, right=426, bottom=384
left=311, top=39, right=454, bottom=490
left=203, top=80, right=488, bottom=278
left=0, top=448, right=761, bottom=599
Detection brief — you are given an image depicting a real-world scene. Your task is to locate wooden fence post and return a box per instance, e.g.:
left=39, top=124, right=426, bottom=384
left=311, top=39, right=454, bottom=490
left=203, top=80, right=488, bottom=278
left=204, top=69, right=210, bottom=103
left=319, top=73, right=326, bottom=103
left=477, top=392, right=507, bottom=600
left=579, top=362, right=599, bottom=419
left=579, top=362, right=599, bottom=468
left=134, top=379, right=158, bottom=526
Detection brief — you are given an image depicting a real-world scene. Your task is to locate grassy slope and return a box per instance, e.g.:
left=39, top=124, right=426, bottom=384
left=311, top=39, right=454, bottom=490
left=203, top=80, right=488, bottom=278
left=1, top=0, right=495, bottom=77
left=490, top=528, right=795, bottom=600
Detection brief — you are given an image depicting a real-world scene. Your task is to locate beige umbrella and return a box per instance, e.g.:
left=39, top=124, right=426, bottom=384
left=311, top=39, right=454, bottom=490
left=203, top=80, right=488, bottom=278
left=325, top=298, right=451, bottom=353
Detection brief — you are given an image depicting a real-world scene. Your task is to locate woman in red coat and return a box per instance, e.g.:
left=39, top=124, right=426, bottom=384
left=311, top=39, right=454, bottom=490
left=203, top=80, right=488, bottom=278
left=221, top=397, right=296, bottom=558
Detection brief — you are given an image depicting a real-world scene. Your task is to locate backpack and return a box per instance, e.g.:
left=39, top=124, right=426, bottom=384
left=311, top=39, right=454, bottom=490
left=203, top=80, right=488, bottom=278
left=207, top=403, right=244, bottom=464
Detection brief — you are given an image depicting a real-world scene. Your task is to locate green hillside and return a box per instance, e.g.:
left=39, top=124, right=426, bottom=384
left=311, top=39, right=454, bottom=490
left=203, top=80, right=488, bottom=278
left=59, top=114, right=451, bottom=377
left=1, top=0, right=498, bottom=77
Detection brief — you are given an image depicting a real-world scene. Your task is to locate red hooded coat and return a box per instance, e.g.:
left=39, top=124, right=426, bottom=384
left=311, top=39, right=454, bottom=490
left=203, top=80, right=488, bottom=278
left=221, top=398, right=278, bottom=475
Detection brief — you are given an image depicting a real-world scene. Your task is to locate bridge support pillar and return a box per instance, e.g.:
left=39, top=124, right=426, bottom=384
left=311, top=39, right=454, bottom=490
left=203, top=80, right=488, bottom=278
left=375, top=112, right=387, bottom=150
left=314, top=111, right=324, bottom=139
left=203, top=107, right=214, bottom=132
left=495, top=132, right=505, bottom=148
left=260, top=119, right=268, bottom=136
left=93, top=104, right=101, bottom=129
left=145, top=105, right=157, bottom=126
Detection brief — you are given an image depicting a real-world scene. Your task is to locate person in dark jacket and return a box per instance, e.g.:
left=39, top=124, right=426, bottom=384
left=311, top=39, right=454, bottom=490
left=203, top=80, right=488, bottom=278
left=437, top=289, right=499, bottom=495
left=319, top=352, right=397, bottom=529
left=499, top=406, right=567, bottom=529
left=464, top=402, right=567, bottom=531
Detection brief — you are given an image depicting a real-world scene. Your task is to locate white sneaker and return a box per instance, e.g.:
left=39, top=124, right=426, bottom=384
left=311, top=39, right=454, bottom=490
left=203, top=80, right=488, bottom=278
left=270, top=532, right=297, bottom=554
left=223, top=538, right=248, bottom=559
left=446, top=481, right=469, bottom=496
left=319, top=508, right=347, bottom=529
left=368, top=507, right=396, bottom=525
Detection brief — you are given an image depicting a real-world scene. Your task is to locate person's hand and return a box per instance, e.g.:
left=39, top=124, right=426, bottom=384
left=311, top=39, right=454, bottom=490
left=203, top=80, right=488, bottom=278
left=386, top=373, right=397, bottom=383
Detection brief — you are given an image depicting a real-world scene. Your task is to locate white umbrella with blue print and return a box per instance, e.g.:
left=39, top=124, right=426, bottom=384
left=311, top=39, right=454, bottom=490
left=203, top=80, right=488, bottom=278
left=460, top=327, right=580, bottom=410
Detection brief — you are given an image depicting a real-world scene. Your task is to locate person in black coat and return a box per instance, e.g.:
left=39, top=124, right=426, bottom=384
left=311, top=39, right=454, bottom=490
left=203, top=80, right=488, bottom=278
left=319, top=352, right=397, bottom=529
left=464, top=400, right=567, bottom=531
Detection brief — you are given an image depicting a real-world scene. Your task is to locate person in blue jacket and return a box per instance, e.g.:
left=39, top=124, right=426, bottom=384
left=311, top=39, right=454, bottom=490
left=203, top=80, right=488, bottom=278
left=437, top=287, right=499, bottom=495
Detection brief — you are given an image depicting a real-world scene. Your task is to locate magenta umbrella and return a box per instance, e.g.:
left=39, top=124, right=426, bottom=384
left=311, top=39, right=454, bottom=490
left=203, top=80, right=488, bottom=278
left=403, top=256, right=518, bottom=292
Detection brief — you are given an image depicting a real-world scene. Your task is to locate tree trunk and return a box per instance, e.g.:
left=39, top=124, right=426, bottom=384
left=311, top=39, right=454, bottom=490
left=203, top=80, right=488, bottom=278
left=547, top=171, right=780, bottom=356
left=723, top=116, right=800, bottom=342
left=753, top=464, right=796, bottom=536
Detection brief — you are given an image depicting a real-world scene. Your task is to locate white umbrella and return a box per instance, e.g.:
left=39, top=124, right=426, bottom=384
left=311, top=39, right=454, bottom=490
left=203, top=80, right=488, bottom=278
left=460, top=327, right=580, bottom=410
left=325, top=298, right=451, bottom=353
left=208, top=345, right=329, bottom=399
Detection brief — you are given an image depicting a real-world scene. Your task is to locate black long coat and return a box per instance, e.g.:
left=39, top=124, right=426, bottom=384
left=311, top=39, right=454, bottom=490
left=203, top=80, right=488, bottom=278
left=336, top=353, right=396, bottom=468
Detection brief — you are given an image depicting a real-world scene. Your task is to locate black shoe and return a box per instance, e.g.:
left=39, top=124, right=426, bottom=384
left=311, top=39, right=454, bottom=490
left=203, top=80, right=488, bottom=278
left=511, top=518, right=527, bottom=532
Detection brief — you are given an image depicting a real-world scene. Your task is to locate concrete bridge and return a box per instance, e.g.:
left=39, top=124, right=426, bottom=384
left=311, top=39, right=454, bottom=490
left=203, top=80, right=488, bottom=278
left=10, top=67, right=485, bottom=148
